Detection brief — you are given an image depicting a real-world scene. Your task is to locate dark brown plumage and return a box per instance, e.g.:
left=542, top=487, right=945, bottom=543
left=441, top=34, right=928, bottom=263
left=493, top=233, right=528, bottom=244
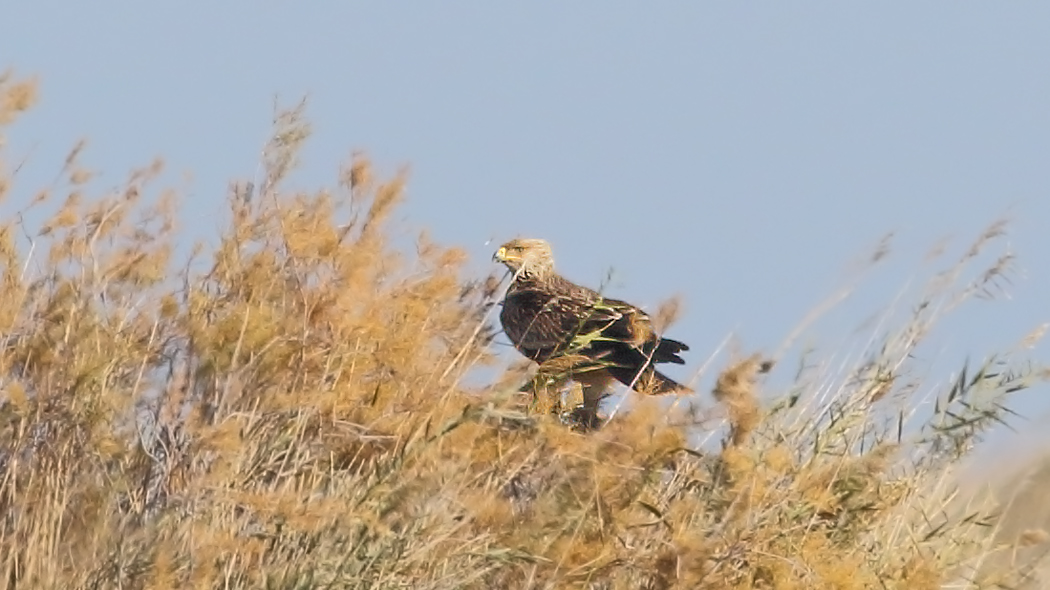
left=493, top=238, right=691, bottom=395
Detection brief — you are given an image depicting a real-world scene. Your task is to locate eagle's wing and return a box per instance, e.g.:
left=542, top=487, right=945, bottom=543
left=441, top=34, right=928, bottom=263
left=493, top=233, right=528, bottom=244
left=571, top=297, right=692, bottom=394
left=592, top=297, right=689, bottom=364
left=501, top=286, right=621, bottom=360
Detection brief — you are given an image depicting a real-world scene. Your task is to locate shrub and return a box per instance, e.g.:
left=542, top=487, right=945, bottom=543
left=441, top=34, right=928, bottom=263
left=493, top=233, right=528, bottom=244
left=0, top=71, right=1046, bottom=589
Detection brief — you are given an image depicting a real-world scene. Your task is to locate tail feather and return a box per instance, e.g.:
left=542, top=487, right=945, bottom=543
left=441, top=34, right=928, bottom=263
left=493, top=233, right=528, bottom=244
left=607, top=365, right=693, bottom=395
left=654, top=337, right=689, bottom=365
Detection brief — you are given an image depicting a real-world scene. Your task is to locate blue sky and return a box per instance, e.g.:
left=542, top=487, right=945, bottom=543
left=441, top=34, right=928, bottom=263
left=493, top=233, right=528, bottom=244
left=4, top=3, right=1049, bottom=452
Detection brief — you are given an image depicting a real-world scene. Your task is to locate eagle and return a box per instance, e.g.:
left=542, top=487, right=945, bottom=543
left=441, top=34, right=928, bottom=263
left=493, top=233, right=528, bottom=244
left=493, top=238, right=692, bottom=400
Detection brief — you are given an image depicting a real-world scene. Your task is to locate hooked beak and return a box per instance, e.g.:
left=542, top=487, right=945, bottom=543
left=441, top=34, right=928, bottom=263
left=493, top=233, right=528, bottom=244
left=493, top=246, right=507, bottom=263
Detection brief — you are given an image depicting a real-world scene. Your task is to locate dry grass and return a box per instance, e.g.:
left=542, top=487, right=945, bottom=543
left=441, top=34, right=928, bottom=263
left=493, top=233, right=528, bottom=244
left=1, top=70, right=1048, bottom=589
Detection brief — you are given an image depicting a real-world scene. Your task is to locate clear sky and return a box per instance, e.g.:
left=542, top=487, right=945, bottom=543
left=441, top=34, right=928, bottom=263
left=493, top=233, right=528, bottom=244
left=4, top=3, right=1049, bottom=453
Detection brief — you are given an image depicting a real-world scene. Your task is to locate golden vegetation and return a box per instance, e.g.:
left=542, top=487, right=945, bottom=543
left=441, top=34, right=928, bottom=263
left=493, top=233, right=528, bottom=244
left=0, top=70, right=1048, bottom=589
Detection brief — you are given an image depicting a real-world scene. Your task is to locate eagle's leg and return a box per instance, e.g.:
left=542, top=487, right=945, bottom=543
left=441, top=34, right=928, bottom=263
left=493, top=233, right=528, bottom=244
left=569, top=370, right=617, bottom=431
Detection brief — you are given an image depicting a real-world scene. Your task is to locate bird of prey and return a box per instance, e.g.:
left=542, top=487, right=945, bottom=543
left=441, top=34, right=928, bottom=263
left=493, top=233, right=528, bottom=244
left=493, top=238, right=691, bottom=399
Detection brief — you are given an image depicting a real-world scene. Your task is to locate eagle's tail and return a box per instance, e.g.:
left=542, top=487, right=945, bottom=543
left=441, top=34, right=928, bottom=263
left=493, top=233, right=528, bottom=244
left=654, top=337, right=689, bottom=365
left=608, top=365, right=693, bottom=395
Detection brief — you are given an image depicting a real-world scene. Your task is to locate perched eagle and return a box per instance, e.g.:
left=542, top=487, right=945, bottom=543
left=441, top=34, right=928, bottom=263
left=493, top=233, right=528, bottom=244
left=493, top=238, right=691, bottom=396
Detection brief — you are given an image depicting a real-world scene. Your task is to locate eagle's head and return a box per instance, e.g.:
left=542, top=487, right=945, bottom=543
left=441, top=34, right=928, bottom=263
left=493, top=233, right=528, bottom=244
left=493, top=238, right=555, bottom=278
